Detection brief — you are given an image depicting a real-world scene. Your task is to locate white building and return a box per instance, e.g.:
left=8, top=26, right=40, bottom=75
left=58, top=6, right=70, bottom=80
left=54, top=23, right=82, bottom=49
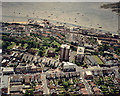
left=62, top=62, right=76, bottom=72
left=77, top=47, right=85, bottom=55
left=2, top=67, right=14, bottom=75
left=0, top=76, right=10, bottom=95
left=84, top=71, right=93, bottom=79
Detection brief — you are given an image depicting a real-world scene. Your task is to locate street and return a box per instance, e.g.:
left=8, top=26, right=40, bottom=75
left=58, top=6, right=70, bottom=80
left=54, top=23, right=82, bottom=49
left=41, top=62, right=49, bottom=95
left=41, top=72, right=49, bottom=95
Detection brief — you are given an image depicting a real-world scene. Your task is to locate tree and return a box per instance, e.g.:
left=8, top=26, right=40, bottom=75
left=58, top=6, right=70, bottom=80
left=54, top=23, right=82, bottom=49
left=37, top=43, right=40, bottom=48
left=24, top=90, right=34, bottom=96
left=43, top=41, right=48, bottom=46
left=31, top=41, right=37, bottom=48
left=76, top=62, right=81, bottom=66
left=103, top=45, right=109, bottom=51
left=39, top=46, right=45, bottom=51
left=51, top=44, right=54, bottom=48
left=63, top=81, right=68, bottom=88
left=21, top=43, right=24, bottom=47
left=58, top=80, right=62, bottom=85
left=54, top=45, right=58, bottom=48
left=21, top=40, right=25, bottom=45
left=2, top=41, right=11, bottom=49
left=71, top=46, right=77, bottom=51
left=72, top=59, right=75, bottom=64
left=50, top=36, right=55, bottom=41
left=2, top=36, right=10, bottom=41
left=55, top=47, right=60, bottom=52
left=38, top=50, right=44, bottom=57
left=30, top=33, right=33, bottom=36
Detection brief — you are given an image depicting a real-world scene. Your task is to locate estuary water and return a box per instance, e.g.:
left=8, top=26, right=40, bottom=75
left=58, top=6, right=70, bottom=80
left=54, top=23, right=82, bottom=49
left=2, top=2, right=118, bottom=33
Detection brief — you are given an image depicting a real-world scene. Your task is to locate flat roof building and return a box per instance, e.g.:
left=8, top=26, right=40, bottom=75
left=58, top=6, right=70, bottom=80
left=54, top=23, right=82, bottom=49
left=77, top=47, right=84, bottom=55
left=62, top=62, right=76, bottom=72
left=84, top=71, right=93, bottom=79
left=75, top=47, right=85, bottom=64
left=2, top=67, right=14, bottom=75
left=1, top=76, right=10, bottom=95
left=60, top=44, right=70, bottom=62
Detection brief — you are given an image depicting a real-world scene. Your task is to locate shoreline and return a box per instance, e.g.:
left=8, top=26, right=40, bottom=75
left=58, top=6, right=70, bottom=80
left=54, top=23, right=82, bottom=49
left=2, top=15, right=118, bottom=35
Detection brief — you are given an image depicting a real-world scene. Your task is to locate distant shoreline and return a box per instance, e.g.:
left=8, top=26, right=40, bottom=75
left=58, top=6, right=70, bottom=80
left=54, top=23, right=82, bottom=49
left=4, top=19, right=117, bottom=35
left=101, top=2, right=120, bottom=14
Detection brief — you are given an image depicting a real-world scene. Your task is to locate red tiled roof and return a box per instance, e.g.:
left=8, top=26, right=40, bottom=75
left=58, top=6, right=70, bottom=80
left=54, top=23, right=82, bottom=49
left=35, top=74, right=37, bottom=81
left=93, top=87, right=101, bottom=92
left=46, top=31, right=51, bottom=34
left=29, top=75, right=32, bottom=79
left=81, top=88, right=88, bottom=94
left=113, top=54, right=119, bottom=59
left=43, top=34, right=48, bottom=37
left=90, top=82, right=96, bottom=87
left=35, top=85, right=41, bottom=90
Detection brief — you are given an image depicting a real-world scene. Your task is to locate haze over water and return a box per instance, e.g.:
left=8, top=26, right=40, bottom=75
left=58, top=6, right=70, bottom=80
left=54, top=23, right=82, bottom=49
left=2, top=2, right=118, bottom=33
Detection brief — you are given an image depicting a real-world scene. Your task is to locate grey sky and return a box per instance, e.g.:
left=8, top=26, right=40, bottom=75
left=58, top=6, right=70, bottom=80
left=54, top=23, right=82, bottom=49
left=1, top=0, right=120, bottom=2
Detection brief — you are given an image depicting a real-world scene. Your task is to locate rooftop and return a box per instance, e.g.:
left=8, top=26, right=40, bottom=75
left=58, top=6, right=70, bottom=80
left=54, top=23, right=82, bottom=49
left=77, top=47, right=84, bottom=55
left=1, top=76, right=9, bottom=88
left=2, top=67, right=14, bottom=72
left=85, top=71, right=92, bottom=75
left=61, top=44, right=70, bottom=49
left=63, top=62, right=75, bottom=66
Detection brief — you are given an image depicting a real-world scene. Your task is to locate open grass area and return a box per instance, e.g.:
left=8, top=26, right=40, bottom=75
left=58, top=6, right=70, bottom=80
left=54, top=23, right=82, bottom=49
left=23, top=43, right=28, bottom=48
left=31, top=48, right=39, bottom=51
left=93, top=55, right=104, bottom=64
left=7, top=42, right=16, bottom=49
left=0, top=40, right=3, bottom=43
left=48, top=47, right=55, bottom=51
left=50, top=41, right=60, bottom=47
left=57, top=87, right=66, bottom=91
left=18, top=43, right=28, bottom=48
left=18, top=43, right=21, bottom=47
left=0, top=40, right=2, bottom=48
left=41, top=37, right=50, bottom=41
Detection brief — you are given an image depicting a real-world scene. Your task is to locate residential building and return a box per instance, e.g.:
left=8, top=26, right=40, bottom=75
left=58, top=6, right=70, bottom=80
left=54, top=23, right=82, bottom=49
left=47, top=50, right=55, bottom=57
left=62, top=62, right=76, bottom=72
left=2, top=67, right=14, bottom=75
left=84, top=71, right=93, bottom=79
left=75, top=47, right=85, bottom=64
left=60, top=44, right=70, bottom=62
left=1, top=76, right=10, bottom=95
